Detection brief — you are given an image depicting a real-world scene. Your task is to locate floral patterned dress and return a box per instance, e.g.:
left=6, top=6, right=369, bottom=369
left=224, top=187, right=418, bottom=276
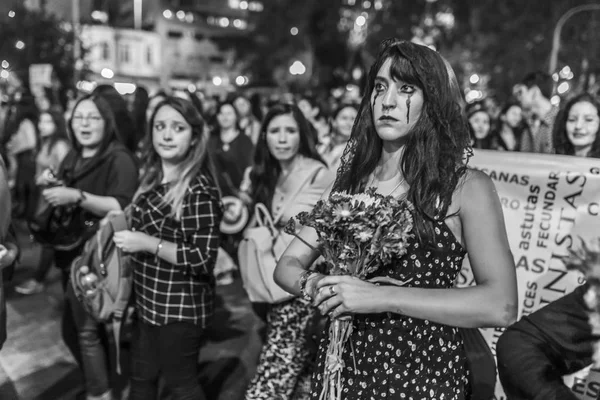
left=244, top=157, right=333, bottom=400
left=311, top=221, right=470, bottom=400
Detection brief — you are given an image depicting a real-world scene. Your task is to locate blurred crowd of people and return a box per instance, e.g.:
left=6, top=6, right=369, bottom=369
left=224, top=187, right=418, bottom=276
left=0, top=79, right=363, bottom=400
left=0, top=62, right=597, bottom=400
left=467, top=71, right=599, bottom=158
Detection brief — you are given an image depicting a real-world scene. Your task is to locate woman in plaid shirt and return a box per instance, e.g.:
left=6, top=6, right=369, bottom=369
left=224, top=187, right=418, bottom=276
left=112, top=97, right=222, bottom=400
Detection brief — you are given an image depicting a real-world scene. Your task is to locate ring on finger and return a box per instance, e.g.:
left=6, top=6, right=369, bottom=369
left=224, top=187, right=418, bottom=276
left=329, top=285, right=336, bottom=296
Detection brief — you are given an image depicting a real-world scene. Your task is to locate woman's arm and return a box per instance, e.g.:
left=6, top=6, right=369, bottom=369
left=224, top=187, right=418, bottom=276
left=44, top=149, right=138, bottom=217
left=172, top=184, right=222, bottom=277
left=274, top=227, right=323, bottom=295
left=113, top=230, right=214, bottom=271
left=115, top=180, right=222, bottom=277
left=274, top=181, right=334, bottom=297
left=42, top=186, right=122, bottom=217
left=315, top=170, right=518, bottom=328
left=79, top=192, right=123, bottom=216
left=112, top=230, right=172, bottom=264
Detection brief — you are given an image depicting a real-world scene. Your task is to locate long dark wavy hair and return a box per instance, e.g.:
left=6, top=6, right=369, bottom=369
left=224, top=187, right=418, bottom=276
left=553, top=93, right=600, bottom=158
left=68, top=93, right=121, bottom=156
left=37, top=110, right=69, bottom=155
left=211, top=100, right=241, bottom=135
left=331, top=103, right=359, bottom=136
left=333, top=39, right=472, bottom=244
left=492, top=102, right=526, bottom=151
left=250, top=102, right=325, bottom=210
left=137, top=96, right=218, bottom=220
left=92, top=84, right=137, bottom=152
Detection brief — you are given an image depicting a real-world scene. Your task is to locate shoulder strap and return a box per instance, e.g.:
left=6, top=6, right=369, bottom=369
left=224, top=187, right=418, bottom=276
left=273, top=164, right=325, bottom=224
left=105, top=211, right=130, bottom=375
left=253, top=202, right=277, bottom=234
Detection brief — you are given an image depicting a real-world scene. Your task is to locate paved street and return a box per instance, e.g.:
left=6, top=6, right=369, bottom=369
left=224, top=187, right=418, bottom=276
left=0, top=221, right=263, bottom=400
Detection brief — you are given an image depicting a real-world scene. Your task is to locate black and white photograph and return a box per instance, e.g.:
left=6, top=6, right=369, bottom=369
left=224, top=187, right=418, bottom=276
left=0, top=0, right=599, bottom=399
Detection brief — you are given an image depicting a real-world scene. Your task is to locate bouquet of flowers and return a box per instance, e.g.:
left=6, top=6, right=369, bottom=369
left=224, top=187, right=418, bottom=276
left=285, top=187, right=414, bottom=400
left=563, top=238, right=600, bottom=366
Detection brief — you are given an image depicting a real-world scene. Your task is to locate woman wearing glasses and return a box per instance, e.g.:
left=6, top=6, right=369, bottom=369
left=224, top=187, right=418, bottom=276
left=41, top=93, right=138, bottom=400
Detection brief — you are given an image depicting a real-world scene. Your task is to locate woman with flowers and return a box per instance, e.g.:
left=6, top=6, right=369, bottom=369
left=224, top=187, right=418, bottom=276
left=275, top=39, right=517, bottom=399
left=242, top=102, right=332, bottom=400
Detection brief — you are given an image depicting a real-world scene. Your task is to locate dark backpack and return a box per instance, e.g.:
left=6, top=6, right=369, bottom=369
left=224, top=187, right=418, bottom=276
left=70, top=211, right=132, bottom=373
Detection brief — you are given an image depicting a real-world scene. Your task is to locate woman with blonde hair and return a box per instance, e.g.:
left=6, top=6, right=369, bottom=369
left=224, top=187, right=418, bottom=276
left=113, top=96, right=222, bottom=399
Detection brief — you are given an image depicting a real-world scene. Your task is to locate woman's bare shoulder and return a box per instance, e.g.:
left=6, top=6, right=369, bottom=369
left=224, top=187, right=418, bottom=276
left=458, top=168, right=495, bottom=196
left=454, top=168, right=500, bottom=219
left=448, top=168, right=495, bottom=215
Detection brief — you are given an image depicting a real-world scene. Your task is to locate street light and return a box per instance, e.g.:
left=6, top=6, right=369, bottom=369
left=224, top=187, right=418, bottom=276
left=134, top=0, right=142, bottom=29
left=549, top=4, right=600, bottom=74
left=235, top=75, right=249, bottom=86
left=289, top=61, right=306, bottom=76
left=101, top=68, right=114, bottom=79
left=355, top=15, right=366, bottom=27
left=72, top=0, right=81, bottom=85
left=557, top=82, right=570, bottom=94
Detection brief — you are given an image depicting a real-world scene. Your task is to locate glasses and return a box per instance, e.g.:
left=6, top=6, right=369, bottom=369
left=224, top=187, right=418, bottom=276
left=72, top=114, right=103, bottom=124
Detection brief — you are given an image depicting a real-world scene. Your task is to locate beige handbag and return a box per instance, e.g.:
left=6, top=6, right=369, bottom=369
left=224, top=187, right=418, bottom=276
left=238, top=165, right=324, bottom=303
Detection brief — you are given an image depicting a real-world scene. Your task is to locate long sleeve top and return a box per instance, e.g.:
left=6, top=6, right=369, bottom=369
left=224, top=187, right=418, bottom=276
left=130, top=172, right=223, bottom=327
left=498, top=284, right=599, bottom=399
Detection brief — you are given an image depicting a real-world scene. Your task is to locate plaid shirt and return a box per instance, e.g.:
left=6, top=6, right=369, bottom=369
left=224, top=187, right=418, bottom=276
left=130, top=173, right=222, bottom=327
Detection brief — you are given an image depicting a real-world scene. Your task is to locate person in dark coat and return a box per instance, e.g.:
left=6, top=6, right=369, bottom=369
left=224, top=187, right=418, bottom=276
left=497, top=284, right=599, bottom=400
left=0, top=157, right=18, bottom=349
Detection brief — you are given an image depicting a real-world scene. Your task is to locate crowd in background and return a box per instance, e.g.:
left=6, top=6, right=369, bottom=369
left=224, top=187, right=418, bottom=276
left=2, top=70, right=598, bottom=233
left=467, top=71, right=599, bottom=158
left=0, top=64, right=597, bottom=400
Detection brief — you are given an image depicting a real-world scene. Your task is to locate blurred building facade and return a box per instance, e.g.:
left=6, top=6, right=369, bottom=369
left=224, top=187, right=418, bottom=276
left=154, top=0, right=259, bottom=93
left=80, top=25, right=162, bottom=92
left=17, top=0, right=263, bottom=93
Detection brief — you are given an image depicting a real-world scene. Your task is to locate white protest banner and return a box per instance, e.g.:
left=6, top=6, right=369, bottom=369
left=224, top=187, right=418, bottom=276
left=462, top=149, right=600, bottom=399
